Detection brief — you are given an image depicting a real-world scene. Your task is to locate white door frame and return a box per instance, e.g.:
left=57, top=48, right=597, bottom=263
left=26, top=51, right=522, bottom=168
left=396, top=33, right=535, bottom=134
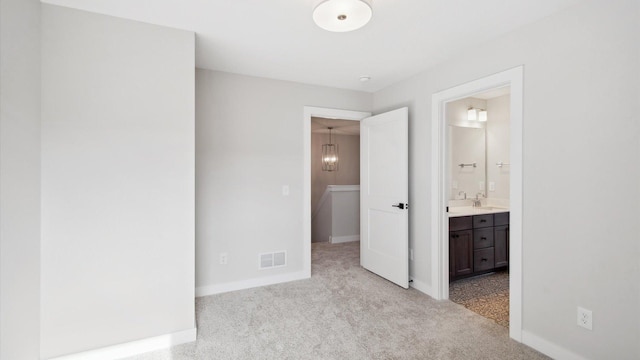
left=303, top=106, right=372, bottom=278
left=430, top=66, right=524, bottom=341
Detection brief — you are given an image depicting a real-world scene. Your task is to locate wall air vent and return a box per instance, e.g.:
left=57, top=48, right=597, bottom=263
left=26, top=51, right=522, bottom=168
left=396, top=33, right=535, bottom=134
left=259, top=251, right=287, bottom=269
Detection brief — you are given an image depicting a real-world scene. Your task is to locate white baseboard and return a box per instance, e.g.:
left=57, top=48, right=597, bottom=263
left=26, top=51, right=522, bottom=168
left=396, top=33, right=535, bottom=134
left=330, top=235, right=360, bottom=244
left=522, top=331, right=586, bottom=360
left=47, top=328, right=196, bottom=360
left=196, top=270, right=308, bottom=297
left=409, top=277, right=433, bottom=297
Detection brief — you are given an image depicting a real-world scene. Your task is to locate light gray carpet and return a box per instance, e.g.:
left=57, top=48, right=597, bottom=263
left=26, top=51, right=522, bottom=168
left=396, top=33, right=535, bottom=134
left=126, top=242, right=547, bottom=360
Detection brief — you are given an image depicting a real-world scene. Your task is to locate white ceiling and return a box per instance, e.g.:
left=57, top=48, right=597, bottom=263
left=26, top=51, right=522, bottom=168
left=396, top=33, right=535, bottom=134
left=41, top=0, right=583, bottom=92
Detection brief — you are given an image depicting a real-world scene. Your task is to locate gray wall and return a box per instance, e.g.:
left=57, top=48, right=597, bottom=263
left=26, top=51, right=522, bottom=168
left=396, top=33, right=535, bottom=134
left=311, top=133, right=360, bottom=212
left=373, top=0, right=639, bottom=358
left=41, top=5, right=195, bottom=358
left=486, top=95, right=510, bottom=200
left=195, top=69, right=371, bottom=290
left=0, top=0, right=41, bottom=358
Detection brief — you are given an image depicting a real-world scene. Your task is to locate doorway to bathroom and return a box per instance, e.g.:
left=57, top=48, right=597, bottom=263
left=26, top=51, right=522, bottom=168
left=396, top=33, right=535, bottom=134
left=446, top=88, right=511, bottom=328
left=430, top=66, right=524, bottom=341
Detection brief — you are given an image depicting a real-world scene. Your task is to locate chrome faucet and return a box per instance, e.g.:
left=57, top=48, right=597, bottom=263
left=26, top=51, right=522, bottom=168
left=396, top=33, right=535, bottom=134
left=458, top=191, right=466, bottom=200
left=472, top=192, right=484, bottom=207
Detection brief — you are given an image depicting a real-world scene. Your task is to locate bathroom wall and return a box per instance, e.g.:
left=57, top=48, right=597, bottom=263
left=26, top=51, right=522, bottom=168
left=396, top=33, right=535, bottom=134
left=447, top=95, right=511, bottom=202
left=311, top=133, right=360, bottom=212
left=446, top=98, right=486, bottom=129
left=449, top=126, right=486, bottom=200
left=486, top=94, right=510, bottom=200
left=447, top=98, right=487, bottom=201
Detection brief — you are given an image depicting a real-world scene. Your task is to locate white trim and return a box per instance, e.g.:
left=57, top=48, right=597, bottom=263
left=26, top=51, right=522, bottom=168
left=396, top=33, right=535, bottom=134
left=430, top=66, right=524, bottom=342
left=195, top=270, right=307, bottom=297
left=326, top=184, right=360, bottom=192
left=312, top=185, right=360, bottom=219
left=303, top=106, right=371, bottom=279
left=47, top=328, right=196, bottom=360
left=522, top=331, right=586, bottom=360
left=330, top=235, right=360, bottom=244
left=409, top=277, right=432, bottom=296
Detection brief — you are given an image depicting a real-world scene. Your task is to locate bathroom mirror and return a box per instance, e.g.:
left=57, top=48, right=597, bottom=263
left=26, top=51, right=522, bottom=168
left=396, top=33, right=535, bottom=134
left=449, top=125, right=486, bottom=200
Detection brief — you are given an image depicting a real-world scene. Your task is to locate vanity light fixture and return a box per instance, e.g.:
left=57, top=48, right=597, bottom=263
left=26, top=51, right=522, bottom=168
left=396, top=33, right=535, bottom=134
left=467, top=107, right=477, bottom=121
left=322, top=127, right=339, bottom=172
left=313, top=0, right=372, bottom=32
left=478, top=109, right=488, bottom=122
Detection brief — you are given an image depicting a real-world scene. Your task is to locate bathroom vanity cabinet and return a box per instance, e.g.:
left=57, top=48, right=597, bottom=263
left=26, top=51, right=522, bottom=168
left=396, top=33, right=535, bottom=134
left=449, top=212, right=509, bottom=282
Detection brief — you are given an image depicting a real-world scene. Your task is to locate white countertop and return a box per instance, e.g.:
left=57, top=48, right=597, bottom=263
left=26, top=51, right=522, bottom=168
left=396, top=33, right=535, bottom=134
left=448, top=206, right=509, bottom=217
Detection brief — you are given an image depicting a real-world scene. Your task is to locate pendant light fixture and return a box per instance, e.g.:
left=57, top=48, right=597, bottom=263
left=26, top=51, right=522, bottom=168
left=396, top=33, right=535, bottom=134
left=313, top=0, right=372, bottom=32
left=322, top=127, right=339, bottom=172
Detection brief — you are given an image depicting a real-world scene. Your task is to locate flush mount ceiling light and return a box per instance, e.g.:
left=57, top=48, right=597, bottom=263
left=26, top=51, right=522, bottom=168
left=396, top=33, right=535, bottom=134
left=313, top=0, right=373, bottom=32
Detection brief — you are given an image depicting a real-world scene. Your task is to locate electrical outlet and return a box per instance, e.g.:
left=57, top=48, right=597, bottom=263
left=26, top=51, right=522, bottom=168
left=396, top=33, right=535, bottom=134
left=219, top=252, right=228, bottom=265
left=577, top=307, right=592, bottom=330
left=410, top=249, right=414, bottom=261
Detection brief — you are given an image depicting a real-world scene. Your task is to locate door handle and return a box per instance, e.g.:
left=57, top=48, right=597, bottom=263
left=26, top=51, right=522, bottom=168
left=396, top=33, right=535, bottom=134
left=392, top=203, right=407, bottom=210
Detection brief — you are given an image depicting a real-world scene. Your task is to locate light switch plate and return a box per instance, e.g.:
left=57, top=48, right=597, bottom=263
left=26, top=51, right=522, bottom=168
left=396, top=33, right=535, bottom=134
left=489, top=182, right=496, bottom=191
left=282, top=185, right=290, bottom=196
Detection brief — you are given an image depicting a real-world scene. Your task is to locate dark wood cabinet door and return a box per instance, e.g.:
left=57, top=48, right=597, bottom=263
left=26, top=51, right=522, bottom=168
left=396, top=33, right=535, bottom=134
left=494, top=225, right=509, bottom=268
left=450, top=230, right=473, bottom=279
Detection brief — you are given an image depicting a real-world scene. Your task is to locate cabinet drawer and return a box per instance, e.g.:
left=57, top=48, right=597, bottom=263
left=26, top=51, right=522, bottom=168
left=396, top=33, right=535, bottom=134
left=494, top=212, right=509, bottom=226
left=474, top=228, right=494, bottom=249
left=474, top=248, right=495, bottom=272
left=473, top=214, right=493, bottom=228
left=450, top=216, right=472, bottom=231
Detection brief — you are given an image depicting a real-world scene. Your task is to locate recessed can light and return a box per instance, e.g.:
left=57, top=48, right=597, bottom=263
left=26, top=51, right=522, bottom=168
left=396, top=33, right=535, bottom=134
left=359, top=76, right=371, bottom=82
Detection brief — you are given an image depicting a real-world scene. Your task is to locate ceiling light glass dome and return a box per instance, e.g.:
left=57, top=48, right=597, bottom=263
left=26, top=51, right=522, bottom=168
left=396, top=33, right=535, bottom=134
left=313, top=0, right=372, bottom=32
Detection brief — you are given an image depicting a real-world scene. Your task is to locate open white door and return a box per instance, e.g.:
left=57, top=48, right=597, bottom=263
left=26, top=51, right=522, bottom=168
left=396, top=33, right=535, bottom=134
left=360, top=107, right=409, bottom=288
